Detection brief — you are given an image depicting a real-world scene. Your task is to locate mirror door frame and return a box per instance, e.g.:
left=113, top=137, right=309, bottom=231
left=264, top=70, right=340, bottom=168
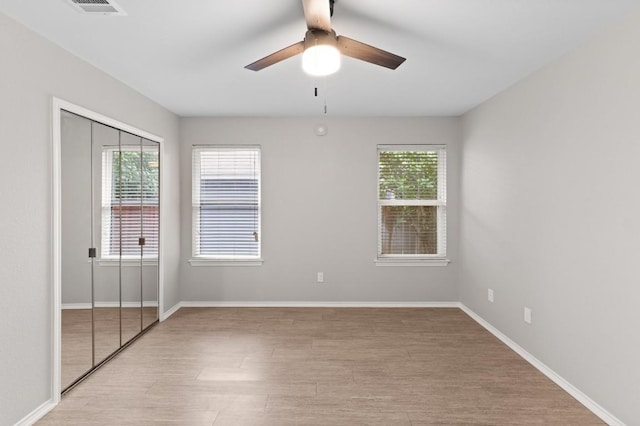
left=51, top=97, right=165, bottom=403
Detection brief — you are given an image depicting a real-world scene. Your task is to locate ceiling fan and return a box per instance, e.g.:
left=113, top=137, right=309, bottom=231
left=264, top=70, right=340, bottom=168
left=244, top=0, right=406, bottom=76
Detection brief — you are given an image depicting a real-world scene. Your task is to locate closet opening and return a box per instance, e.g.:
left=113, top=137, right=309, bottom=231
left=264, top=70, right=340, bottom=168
left=52, top=98, right=164, bottom=399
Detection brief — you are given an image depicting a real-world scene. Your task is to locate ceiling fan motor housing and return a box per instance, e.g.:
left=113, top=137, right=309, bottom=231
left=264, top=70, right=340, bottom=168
left=304, top=29, right=338, bottom=50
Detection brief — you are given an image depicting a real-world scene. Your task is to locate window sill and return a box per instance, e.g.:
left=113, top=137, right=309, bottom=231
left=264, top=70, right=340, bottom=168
left=374, top=257, right=450, bottom=267
left=189, top=258, right=264, bottom=267
left=98, top=259, right=158, bottom=267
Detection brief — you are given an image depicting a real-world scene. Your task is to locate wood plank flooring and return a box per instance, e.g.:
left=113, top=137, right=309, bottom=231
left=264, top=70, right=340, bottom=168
left=40, top=308, right=603, bottom=425
left=61, top=307, right=158, bottom=389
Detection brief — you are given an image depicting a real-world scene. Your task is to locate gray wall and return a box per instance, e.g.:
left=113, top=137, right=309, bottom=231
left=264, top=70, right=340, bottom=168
left=0, top=12, right=180, bottom=426
left=459, top=12, right=640, bottom=425
left=179, top=117, right=460, bottom=303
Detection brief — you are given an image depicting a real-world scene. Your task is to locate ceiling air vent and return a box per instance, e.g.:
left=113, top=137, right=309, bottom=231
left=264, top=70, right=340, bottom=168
left=66, top=0, right=127, bottom=16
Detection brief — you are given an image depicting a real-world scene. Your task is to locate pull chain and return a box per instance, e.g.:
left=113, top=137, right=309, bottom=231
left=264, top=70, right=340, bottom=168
left=312, top=77, right=329, bottom=114
left=323, top=76, right=328, bottom=114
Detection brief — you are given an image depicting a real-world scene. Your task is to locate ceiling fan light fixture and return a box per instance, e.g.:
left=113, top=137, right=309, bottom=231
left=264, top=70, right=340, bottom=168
left=302, top=45, right=341, bottom=76
left=302, top=30, right=341, bottom=77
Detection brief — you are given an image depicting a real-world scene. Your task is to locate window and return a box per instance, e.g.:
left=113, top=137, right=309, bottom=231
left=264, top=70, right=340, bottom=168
left=101, top=147, right=159, bottom=259
left=192, top=146, right=261, bottom=260
left=377, top=145, right=446, bottom=261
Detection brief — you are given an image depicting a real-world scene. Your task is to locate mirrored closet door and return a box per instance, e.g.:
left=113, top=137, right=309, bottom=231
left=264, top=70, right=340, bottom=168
left=60, top=110, right=160, bottom=393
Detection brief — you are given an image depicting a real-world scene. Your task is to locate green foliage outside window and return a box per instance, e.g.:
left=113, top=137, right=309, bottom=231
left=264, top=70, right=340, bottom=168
left=112, top=151, right=159, bottom=201
left=379, top=151, right=439, bottom=255
left=379, top=151, right=438, bottom=200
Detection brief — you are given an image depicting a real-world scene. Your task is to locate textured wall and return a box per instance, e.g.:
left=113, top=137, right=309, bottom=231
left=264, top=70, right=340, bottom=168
left=179, top=117, right=461, bottom=304
left=460, top=12, right=640, bottom=424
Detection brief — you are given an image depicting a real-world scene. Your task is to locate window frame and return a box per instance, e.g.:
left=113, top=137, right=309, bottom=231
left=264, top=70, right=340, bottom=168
left=376, top=144, right=449, bottom=267
left=190, top=145, right=263, bottom=266
left=100, top=145, right=159, bottom=261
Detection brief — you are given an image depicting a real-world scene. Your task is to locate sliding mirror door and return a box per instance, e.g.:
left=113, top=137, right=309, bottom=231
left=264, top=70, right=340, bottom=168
left=60, top=111, right=93, bottom=389
left=141, top=138, right=160, bottom=328
left=59, top=109, right=160, bottom=393
left=93, top=121, right=122, bottom=364
left=118, top=132, right=143, bottom=344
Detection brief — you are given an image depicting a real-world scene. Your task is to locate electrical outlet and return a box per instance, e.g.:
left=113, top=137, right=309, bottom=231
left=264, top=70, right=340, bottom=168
left=488, top=289, right=494, bottom=303
left=317, top=272, right=324, bottom=283
left=524, top=307, right=532, bottom=324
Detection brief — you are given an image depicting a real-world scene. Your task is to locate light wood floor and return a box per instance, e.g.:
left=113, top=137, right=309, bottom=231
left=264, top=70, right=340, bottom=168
left=41, top=308, right=603, bottom=425
left=61, top=307, right=158, bottom=389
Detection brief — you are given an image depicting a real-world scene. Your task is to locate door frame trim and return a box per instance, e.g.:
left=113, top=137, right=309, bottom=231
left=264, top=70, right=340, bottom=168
left=51, top=97, right=165, bottom=403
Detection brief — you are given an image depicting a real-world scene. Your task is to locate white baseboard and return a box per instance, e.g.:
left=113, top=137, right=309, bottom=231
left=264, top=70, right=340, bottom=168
left=62, top=301, right=159, bottom=310
left=178, top=301, right=460, bottom=308
left=14, top=399, right=56, bottom=426
left=60, top=303, right=91, bottom=310
left=459, top=304, right=623, bottom=426
left=160, top=300, right=458, bottom=322
left=161, top=301, right=181, bottom=321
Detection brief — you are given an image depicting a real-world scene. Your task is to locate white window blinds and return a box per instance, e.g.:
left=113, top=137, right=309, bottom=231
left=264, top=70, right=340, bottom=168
left=377, top=145, right=447, bottom=257
left=101, top=147, right=159, bottom=259
left=192, top=146, right=261, bottom=259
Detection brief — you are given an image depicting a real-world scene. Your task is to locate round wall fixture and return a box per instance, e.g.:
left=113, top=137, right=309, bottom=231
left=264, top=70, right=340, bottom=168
left=315, top=124, right=328, bottom=136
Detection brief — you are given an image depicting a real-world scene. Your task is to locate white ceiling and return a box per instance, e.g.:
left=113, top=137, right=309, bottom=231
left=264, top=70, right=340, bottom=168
left=1, top=0, right=639, bottom=117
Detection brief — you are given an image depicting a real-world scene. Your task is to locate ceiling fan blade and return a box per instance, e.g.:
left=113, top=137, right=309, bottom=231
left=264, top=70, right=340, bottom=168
left=337, top=36, right=406, bottom=70
left=302, top=0, right=332, bottom=32
left=245, top=41, right=305, bottom=71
